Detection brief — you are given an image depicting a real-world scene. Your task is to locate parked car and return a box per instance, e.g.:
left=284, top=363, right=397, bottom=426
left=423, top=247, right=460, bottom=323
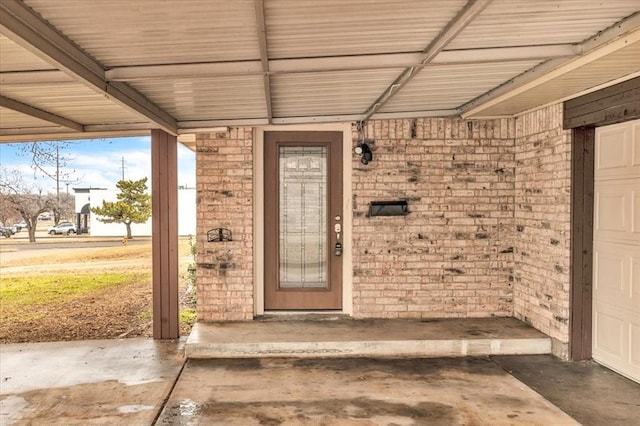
left=0, top=226, right=14, bottom=238
left=48, top=222, right=77, bottom=235
left=15, top=221, right=27, bottom=232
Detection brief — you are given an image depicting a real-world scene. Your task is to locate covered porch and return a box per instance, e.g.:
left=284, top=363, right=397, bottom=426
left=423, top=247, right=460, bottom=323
left=1, top=0, right=639, bottom=373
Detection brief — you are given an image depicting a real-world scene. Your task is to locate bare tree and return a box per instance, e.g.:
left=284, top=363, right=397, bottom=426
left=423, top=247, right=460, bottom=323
left=0, top=168, right=54, bottom=242
left=0, top=192, right=16, bottom=226
left=54, top=192, right=76, bottom=224
left=16, top=141, right=82, bottom=225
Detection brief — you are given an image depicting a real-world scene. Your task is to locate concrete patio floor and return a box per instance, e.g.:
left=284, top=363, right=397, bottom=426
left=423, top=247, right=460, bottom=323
left=1, top=323, right=639, bottom=425
left=0, top=338, right=185, bottom=425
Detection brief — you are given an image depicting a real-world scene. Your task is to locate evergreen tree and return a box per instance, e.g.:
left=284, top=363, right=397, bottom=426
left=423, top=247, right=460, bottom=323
left=91, top=178, right=151, bottom=239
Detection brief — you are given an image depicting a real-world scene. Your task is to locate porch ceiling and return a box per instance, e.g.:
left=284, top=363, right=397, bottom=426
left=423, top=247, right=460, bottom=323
left=1, top=0, right=639, bottom=147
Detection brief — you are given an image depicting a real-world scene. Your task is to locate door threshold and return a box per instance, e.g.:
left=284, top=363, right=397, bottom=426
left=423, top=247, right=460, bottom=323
left=256, top=311, right=348, bottom=321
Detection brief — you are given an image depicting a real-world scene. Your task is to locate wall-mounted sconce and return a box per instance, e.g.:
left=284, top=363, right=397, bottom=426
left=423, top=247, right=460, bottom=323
left=207, top=227, right=232, bottom=242
left=355, top=142, right=373, bottom=165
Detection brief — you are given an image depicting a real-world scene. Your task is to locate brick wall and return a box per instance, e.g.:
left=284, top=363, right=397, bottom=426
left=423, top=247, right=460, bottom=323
left=352, top=118, right=516, bottom=319
left=513, top=104, right=572, bottom=356
left=195, top=128, right=254, bottom=321
left=193, top=111, right=573, bottom=347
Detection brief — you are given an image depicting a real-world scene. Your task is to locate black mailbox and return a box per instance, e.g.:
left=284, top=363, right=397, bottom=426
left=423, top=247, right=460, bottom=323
left=368, top=200, right=409, bottom=217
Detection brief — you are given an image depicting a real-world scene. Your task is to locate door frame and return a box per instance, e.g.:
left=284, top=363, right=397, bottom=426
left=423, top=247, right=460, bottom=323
left=564, top=76, right=640, bottom=360
left=254, top=123, right=353, bottom=316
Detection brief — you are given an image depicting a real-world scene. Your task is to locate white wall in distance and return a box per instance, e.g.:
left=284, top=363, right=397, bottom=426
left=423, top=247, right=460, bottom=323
left=89, top=188, right=196, bottom=237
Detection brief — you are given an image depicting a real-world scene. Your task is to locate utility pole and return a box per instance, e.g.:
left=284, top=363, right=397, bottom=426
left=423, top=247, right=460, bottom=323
left=56, top=144, right=60, bottom=203
left=120, top=156, right=127, bottom=181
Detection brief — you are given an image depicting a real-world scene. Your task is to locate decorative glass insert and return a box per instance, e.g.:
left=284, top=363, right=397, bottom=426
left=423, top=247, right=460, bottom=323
left=279, top=146, right=327, bottom=289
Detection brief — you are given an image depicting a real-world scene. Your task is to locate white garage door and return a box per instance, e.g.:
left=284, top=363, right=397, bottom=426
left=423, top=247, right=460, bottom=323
left=593, top=119, right=640, bottom=384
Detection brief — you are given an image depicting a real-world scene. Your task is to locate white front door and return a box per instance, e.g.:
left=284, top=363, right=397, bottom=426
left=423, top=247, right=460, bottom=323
left=592, top=119, right=640, bottom=383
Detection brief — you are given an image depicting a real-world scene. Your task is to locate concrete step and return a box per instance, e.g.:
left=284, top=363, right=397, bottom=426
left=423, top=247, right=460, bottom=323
left=185, top=317, right=552, bottom=359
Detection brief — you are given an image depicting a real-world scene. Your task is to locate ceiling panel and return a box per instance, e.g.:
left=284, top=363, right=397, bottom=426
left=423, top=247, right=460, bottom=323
left=471, top=40, right=640, bottom=117
left=128, top=76, right=268, bottom=121
left=0, top=106, right=57, bottom=129
left=380, top=60, right=543, bottom=113
left=0, top=35, right=53, bottom=72
left=271, top=68, right=402, bottom=117
left=1, top=82, right=145, bottom=124
left=0, top=0, right=639, bottom=140
left=23, top=0, right=260, bottom=66
left=448, top=0, right=640, bottom=49
left=265, top=0, right=466, bottom=59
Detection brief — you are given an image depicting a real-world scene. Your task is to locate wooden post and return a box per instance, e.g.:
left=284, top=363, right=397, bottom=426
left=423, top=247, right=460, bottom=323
left=151, top=129, right=179, bottom=339
left=569, top=127, right=595, bottom=360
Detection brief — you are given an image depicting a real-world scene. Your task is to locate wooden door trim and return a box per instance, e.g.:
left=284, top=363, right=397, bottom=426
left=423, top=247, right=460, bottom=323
left=263, top=130, right=344, bottom=310
left=564, top=77, right=639, bottom=360
left=253, top=124, right=353, bottom=317
left=569, top=127, right=594, bottom=360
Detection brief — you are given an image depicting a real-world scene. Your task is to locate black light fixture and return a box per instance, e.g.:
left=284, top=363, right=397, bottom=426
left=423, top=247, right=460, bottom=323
left=356, top=120, right=374, bottom=165
left=355, top=142, right=373, bottom=165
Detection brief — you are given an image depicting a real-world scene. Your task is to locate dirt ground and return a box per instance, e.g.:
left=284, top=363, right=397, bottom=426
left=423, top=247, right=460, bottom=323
left=0, top=277, right=196, bottom=344
left=1, top=280, right=153, bottom=343
left=0, top=239, right=196, bottom=343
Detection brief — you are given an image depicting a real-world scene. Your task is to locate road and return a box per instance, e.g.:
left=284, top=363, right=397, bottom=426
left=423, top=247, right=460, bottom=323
left=0, top=232, right=152, bottom=264
left=0, top=235, right=192, bottom=272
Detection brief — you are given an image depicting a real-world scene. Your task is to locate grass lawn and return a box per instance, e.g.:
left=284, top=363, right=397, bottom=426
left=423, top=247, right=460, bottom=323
left=0, top=239, right=196, bottom=342
left=1, top=272, right=151, bottom=319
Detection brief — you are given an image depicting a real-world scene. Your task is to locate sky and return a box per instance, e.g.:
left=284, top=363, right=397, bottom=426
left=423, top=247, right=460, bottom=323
left=0, top=136, right=195, bottom=194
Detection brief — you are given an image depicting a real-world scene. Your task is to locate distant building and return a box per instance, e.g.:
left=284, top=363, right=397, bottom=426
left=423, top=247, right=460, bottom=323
left=73, top=187, right=196, bottom=237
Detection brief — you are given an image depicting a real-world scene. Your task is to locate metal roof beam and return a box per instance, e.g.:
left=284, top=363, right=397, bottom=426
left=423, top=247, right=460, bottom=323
left=178, top=109, right=460, bottom=128
left=254, top=0, right=272, bottom=123
left=106, top=61, right=264, bottom=81
left=0, top=129, right=149, bottom=142
left=104, top=44, right=581, bottom=82
left=0, top=0, right=178, bottom=135
left=435, top=44, right=578, bottom=64
left=0, top=95, right=83, bottom=131
left=104, top=44, right=575, bottom=82
left=461, top=13, right=640, bottom=118
left=361, top=0, right=492, bottom=121
left=0, top=70, right=73, bottom=85
left=179, top=118, right=270, bottom=129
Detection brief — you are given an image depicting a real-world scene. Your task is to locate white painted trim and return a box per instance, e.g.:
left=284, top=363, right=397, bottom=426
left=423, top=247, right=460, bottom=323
left=511, top=71, right=640, bottom=119
left=462, top=28, right=640, bottom=118
left=253, top=122, right=354, bottom=316
left=253, top=129, right=265, bottom=316
left=372, top=110, right=459, bottom=119
left=341, top=123, right=354, bottom=315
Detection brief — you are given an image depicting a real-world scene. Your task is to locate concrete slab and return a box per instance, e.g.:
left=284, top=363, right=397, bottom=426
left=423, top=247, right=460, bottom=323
left=0, top=338, right=185, bottom=425
left=494, top=355, right=640, bottom=426
left=156, top=357, right=579, bottom=425
left=186, top=317, right=551, bottom=359
left=2, top=336, right=638, bottom=425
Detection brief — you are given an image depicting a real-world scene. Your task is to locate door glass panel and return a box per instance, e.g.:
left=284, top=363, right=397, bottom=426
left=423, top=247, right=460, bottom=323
left=279, top=146, right=327, bottom=289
